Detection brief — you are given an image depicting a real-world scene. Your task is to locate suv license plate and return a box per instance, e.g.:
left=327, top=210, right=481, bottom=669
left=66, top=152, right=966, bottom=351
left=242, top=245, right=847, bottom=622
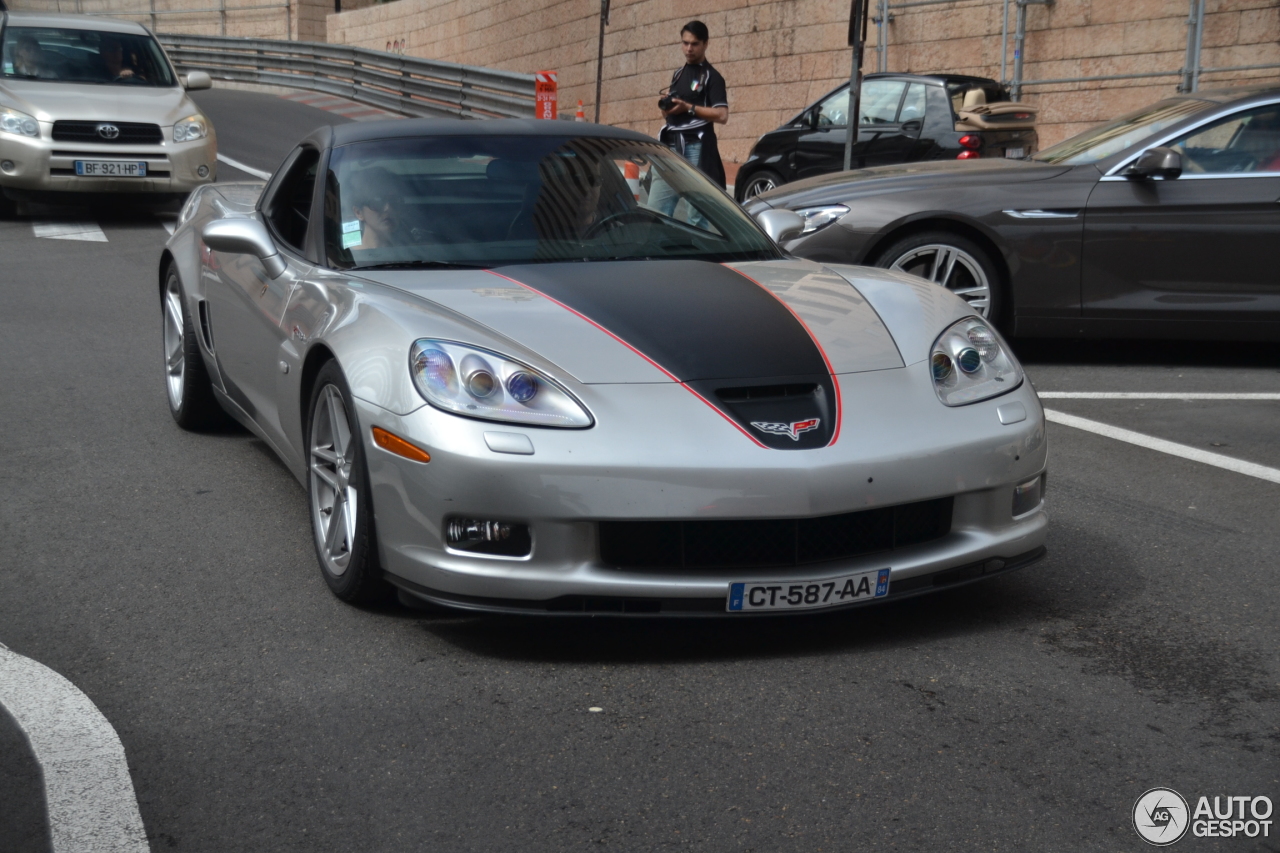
left=75, top=160, right=147, bottom=177
left=1004, top=147, right=1025, bottom=159
left=728, top=569, right=890, bottom=612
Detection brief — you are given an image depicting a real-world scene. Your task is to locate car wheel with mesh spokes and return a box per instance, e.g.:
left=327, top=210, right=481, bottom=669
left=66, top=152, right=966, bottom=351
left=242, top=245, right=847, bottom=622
left=874, top=231, right=1004, bottom=324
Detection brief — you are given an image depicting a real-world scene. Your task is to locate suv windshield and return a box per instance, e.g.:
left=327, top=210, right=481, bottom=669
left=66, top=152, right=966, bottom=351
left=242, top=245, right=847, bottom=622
left=1033, top=98, right=1214, bottom=165
left=324, top=135, right=781, bottom=269
left=1, top=26, right=176, bottom=87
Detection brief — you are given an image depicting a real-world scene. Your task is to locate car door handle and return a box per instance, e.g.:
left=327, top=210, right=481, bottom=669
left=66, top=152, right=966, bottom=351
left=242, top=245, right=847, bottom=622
left=1003, top=209, right=1081, bottom=219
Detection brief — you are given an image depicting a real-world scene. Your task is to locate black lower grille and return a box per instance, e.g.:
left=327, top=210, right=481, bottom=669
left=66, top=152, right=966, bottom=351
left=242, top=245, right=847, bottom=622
left=52, top=121, right=163, bottom=145
left=599, top=497, right=953, bottom=570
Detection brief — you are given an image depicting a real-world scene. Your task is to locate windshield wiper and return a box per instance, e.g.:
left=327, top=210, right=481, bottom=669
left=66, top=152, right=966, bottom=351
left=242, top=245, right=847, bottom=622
left=350, top=261, right=487, bottom=271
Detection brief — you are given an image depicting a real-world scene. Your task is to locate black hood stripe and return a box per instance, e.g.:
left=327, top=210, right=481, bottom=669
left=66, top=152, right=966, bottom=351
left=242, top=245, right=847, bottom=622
left=488, top=261, right=843, bottom=449
left=487, top=269, right=769, bottom=447
left=725, top=265, right=843, bottom=447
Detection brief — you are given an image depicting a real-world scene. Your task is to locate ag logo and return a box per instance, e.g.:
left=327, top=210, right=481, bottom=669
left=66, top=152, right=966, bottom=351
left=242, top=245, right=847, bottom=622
left=1134, top=788, right=1190, bottom=846
left=750, top=418, right=819, bottom=441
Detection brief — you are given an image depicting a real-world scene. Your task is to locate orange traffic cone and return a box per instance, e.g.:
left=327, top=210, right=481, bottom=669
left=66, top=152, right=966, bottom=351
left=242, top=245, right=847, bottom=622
left=623, top=161, right=640, bottom=200
left=575, top=100, right=586, bottom=122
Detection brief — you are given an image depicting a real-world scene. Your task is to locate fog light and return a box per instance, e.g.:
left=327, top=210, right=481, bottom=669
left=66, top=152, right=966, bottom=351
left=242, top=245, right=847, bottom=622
left=1012, top=475, right=1043, bottom=517
left=445, top=517, right=532, bottom=556
left=0, top=160, right=14, bottom=173
left=197, top=164, right=209, bottom=178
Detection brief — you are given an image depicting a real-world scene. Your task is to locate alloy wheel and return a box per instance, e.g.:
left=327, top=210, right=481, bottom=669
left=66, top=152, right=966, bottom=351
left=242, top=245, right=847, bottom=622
left=742, top=175, right=778, bottom=199
left=889, top=244, right=992, bottom=317
left=163, top=276, right=186, bottom=411
left=310, top=384, right=358, bottom=577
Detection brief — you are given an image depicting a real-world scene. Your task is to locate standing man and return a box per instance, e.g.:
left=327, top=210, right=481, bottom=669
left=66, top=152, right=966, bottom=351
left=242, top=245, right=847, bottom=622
left=659, top=21, right=728, bottom=189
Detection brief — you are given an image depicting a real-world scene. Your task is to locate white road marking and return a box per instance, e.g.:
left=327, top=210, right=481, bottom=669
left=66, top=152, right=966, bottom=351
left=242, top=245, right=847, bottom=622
left=216, top=154, right=272, bottom=180
left=32, top=221, right=108, bottom=242
left=1044, top=408, right=1280, bottom=485
left=0, top=645, right=149, bottom=852
left=1039, top=391, right=1280, bottom=401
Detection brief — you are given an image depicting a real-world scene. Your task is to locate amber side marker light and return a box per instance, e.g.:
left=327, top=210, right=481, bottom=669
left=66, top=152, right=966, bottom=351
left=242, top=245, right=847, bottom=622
left=371, top=427, right=431, bottom=463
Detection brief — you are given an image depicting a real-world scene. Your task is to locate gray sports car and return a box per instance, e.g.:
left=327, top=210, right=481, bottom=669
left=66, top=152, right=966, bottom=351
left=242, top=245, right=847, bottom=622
left=745, top=86, right=1280, bottom=341
left=160, top=119, right=1047, bottom=615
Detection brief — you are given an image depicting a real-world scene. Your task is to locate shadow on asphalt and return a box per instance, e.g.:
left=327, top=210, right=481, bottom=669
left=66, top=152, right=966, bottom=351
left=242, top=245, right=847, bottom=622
left=1011, top=337, right=1280, bottom=368
left=397, top=528, right=1138, bottom=665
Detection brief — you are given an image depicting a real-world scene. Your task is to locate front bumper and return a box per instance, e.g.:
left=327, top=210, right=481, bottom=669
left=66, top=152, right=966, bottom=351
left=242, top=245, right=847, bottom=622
left=355, top=358, right=1049, bottom=615
left=0, top=128, right=216, bottom=197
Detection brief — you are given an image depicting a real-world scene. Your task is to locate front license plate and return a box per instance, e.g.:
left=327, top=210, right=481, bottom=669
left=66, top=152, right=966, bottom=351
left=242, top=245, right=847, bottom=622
left=1004, top=147, right=1025, bottom=159
left=74, top=160, right=147, bottom=177
left=727, top=568, right=890, bottom=612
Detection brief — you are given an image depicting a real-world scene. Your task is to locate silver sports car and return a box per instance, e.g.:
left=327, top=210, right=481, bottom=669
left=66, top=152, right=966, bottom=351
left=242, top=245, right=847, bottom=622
left=160, top=119, right=1047, bottom=615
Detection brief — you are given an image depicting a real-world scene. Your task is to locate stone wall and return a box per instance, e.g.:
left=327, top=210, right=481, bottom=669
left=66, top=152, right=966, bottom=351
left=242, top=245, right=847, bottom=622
left=326, top=0, right=1280, bottom=170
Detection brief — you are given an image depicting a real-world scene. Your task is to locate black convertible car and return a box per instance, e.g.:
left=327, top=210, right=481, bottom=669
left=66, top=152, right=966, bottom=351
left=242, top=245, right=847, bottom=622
left=734, top=73, right=1038, bottom=201
left=746, top=86, right=1280, bottom=341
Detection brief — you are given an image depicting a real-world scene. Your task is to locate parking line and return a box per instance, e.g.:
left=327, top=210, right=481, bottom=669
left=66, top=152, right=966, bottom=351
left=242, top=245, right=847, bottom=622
left=1039, top=392, right=1280, bottom=401
left=32, top=222, right=108, bottom=242
left=1044, top=408, right=1280, bottom=485
left=0, top=645, right=149, bottom=852
left=216, top=154, right=272, bottom=180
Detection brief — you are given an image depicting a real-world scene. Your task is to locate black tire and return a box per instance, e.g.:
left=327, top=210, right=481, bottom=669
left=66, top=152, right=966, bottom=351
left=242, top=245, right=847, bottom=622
left=0, top=190, right=18, bottom=220
left=736, top=169, right=785, bottom=203
left=873, top=230, right=1005, bottom=325
left=162, top=263, right=226, bottom=429
left=306, top=360, right=391, bottom=605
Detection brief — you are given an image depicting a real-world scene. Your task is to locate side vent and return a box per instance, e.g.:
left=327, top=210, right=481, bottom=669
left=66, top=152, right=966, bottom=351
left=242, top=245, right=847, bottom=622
left=197, top=300, right=215, bottom=351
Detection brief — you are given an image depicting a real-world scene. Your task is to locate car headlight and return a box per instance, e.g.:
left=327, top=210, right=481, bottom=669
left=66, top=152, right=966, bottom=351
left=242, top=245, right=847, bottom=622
left=794, top=205, right=849, bottom=235
left=173, top=115, right=207, bottom=142
left=929, top=317, right=1022, bottom=406
left=0, top=107, right=40, bottom=138
left=410, top=339, right=593, bottom=428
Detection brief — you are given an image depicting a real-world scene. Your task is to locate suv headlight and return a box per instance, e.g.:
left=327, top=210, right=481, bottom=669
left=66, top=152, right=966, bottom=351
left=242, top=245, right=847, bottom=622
left=0, top=107, right=40, bottom=138
left=929, top=317, right=1022, bottom=406
left=794, top=205, right=849, bottom=235
left=174, top=115, right=207, bottom=142
left=410, top=340, right=593, bottom=428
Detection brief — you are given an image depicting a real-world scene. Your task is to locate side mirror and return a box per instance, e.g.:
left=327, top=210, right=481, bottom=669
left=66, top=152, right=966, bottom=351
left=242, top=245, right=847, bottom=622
left=1125, top=146, right=1182, bottom=180
left=804, top=109, right=820, bottom=130
left=754, top=208, right=805, bottom=244
left=202, top=218, right=287, bottom=278
left=182, top=71, right=213, bottom=90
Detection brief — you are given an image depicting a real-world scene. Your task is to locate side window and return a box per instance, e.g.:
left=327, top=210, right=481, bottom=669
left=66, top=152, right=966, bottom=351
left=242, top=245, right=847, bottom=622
left=1168, top=105, right=1280, bottom=174
left=265, top=148, right=320, bottom=252
left=898, top=83, right=927, bottom=123
left=816, top=89, right=849, bottom=127
left=860, top=80, right=907, bottom=125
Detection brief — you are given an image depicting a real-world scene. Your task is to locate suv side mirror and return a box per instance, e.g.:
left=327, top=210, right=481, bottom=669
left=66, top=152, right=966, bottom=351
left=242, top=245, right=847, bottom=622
left=182, top=71, right=213, bottom=91
left=1125, top=146, right=1182, bottom=180
left=754, top=209, right=804, bottom=244
left=804, top=108, right=820, bottom=130
left=202, top=218, right=287, bottom=278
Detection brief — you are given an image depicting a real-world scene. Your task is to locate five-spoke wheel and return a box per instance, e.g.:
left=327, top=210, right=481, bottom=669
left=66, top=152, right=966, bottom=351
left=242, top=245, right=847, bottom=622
left=736, top=169, right=784, bottom=202
left=162, top=263, right=223, bottom=429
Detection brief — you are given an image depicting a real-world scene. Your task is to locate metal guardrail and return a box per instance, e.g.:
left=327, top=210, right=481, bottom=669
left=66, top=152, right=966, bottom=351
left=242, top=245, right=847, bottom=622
left=158, top=33, right=537, bottom=120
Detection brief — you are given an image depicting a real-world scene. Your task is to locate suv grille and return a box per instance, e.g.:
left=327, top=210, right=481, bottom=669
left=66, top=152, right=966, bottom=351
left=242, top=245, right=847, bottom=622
left=599, top=497, right=953, bottom=571
left=52, top=121, right=163, bottom=145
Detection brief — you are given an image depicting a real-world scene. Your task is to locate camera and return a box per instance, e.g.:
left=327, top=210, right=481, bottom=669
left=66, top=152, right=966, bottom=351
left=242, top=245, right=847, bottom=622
left=658, top=94, right=675, bottom=111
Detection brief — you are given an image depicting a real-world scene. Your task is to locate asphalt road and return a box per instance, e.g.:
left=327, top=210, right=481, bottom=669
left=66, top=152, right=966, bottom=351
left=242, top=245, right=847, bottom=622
left=0, top=90, right=1277, bottom=853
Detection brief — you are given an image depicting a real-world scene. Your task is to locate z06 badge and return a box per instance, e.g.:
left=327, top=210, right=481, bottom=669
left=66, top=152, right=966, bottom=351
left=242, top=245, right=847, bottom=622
left=750, top=418, right=820, bottom=441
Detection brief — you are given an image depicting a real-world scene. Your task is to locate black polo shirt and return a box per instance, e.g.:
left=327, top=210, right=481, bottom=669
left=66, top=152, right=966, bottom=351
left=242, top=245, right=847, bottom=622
left=662, top=60, right=728, bottom=139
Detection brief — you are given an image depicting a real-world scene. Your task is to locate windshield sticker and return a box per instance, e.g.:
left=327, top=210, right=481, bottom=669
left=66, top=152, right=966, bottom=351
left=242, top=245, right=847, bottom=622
left=341, top=230, right=363, bottom=249
left=341, top=220, right=361, bottom=234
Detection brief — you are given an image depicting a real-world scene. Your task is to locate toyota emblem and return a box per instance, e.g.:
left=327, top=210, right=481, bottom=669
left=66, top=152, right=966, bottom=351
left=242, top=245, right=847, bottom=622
left=96, top=123, right=120, bottom=140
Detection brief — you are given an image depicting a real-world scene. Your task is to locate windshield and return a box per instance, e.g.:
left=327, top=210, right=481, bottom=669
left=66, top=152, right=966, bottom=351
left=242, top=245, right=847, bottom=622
left=323, top=135, right=781, bottom=269
left=1, top=26, right=176, bottom=87
left=1033, top=98, right=1214, bottom=165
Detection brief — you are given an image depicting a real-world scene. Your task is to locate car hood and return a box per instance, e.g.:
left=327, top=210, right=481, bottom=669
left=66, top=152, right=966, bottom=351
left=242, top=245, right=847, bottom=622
left=353, top=258, right=970, bottom=385
left=0, top=79, right=196, bottom=125
left=749, top=158, right=1074, bottom=210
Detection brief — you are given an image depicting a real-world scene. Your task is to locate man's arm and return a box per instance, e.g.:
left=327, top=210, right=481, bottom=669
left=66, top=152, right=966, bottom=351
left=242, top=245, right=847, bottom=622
left=667, top=99, right=728, bottom=124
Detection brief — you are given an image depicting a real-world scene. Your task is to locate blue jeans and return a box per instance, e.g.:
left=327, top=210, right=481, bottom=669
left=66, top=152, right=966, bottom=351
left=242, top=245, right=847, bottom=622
left=651, top=139, right=704, bottom=223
